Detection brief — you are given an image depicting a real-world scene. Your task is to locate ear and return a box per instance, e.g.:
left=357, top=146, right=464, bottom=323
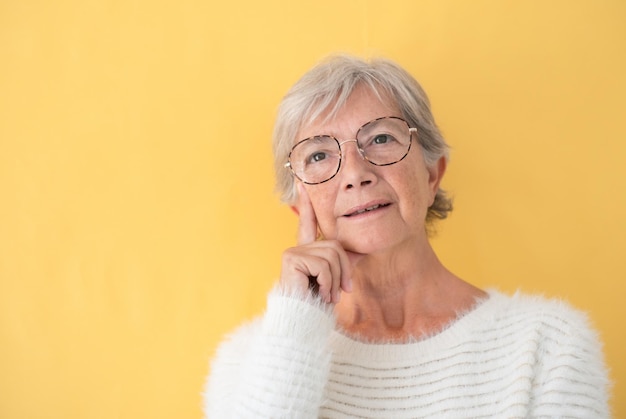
left=427, top=156, right=447, bottom=202
left=290, top=205, right=299, bottom=216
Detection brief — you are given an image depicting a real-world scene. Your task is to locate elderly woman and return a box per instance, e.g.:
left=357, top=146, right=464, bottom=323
left=204, top=55, right=610, bottom=418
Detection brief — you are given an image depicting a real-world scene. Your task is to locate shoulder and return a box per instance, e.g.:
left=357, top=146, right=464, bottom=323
left=203, top=317, right=262, bottom=417
left=484, top=290, right=611, bottom=416
left=211, top=286, right=335, bottom=358
left=484, top=290, right=609, bottom=390
left=203, top=288, right=337, bottom=418
left=485, top=289, right=600, bottom=340
left=206, top=285, right=336, bottom=384
left=211, top=317, right=263, bottom=363
left=205, top=316, right=263, bottom=386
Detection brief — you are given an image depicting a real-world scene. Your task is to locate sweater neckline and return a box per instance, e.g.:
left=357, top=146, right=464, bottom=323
left=328, top=289, right=504, bottom=361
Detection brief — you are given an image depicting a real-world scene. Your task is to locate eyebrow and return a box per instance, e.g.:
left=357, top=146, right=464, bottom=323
left=302, top=115, right=404, bottom=140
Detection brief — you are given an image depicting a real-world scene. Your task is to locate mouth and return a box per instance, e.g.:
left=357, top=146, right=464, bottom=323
left=344, top=202, right=391, bottom=217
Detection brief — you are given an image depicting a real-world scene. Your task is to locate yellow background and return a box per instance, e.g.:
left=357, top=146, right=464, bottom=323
left=1, top=1, right=624, bottom=417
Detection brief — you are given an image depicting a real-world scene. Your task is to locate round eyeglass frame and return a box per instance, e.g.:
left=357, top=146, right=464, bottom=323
left=284, top=116, right=418, bottom=185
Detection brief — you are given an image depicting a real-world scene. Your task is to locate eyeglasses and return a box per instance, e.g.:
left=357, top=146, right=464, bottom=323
left=285, top=116, right=417, bottom=185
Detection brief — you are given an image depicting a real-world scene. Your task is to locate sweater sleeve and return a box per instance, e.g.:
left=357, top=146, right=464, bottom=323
left=203, top=287, right=336, bottom=419
left=529, top=300, right=611, bottom=418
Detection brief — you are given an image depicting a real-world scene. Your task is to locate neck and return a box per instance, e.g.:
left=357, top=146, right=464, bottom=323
left=334, top=240, right=485, bottom=342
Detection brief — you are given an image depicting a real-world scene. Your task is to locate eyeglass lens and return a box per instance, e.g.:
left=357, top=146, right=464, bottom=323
left=288, top=117, right=412, bottom=184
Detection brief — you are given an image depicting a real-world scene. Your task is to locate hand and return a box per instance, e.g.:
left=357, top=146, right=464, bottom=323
left=279, top=184, right=353, bottom=303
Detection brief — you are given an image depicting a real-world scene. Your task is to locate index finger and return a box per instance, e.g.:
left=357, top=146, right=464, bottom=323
left=296, top=183, right=318, bottom=245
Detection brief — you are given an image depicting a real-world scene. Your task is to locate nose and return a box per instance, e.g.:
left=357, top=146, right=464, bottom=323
left=338, top=139, right=376, bottom=189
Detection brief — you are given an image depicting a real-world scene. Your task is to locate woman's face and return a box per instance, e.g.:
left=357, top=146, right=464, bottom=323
left=295, top=85, right=445, bottom=255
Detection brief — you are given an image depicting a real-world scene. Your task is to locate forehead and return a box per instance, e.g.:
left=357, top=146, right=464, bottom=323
left=296, top=85, right=401, bottom=141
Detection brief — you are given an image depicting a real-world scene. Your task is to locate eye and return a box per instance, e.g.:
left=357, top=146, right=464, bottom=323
left=366, top=134, right=399, bottom=147
left=308, top=151, right=328, bottom=164
left=373, top=134, right=393, bottom=145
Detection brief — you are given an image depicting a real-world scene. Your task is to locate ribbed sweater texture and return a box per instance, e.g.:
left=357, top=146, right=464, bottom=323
left=204, top=289, right=610, bottom=418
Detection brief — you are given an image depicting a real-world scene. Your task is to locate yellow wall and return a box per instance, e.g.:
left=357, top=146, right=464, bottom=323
left=1, top=1, right=624, bottom=417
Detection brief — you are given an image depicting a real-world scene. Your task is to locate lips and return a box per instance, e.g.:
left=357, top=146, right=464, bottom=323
left=344, top=202, right=391, bottom=217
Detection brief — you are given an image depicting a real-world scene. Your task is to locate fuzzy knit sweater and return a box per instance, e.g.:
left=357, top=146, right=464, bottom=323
left=204, top=288, right=610, bottom=418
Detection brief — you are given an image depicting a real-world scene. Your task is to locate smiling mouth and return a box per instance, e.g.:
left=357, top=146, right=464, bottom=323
left=345, top=203, right=391, bottom=217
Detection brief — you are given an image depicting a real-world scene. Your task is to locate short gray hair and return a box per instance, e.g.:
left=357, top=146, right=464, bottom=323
left=272, top=54, right=453, bottom=224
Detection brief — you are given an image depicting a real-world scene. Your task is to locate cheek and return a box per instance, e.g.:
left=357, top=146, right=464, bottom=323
left=306, top=188, right=337, bottom=225
left=396, top=168, right=432, bottom=215
left=314, top=208, right=336, bottom=239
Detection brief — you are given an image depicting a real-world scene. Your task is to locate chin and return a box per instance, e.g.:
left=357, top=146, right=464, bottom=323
left=339, top=228, right=418, bottom=255
left=339, top=236, right=390, bottom=255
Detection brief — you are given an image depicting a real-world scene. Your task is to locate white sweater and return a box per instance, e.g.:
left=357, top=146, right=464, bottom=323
left=204, top=289, right=610, bottom=418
